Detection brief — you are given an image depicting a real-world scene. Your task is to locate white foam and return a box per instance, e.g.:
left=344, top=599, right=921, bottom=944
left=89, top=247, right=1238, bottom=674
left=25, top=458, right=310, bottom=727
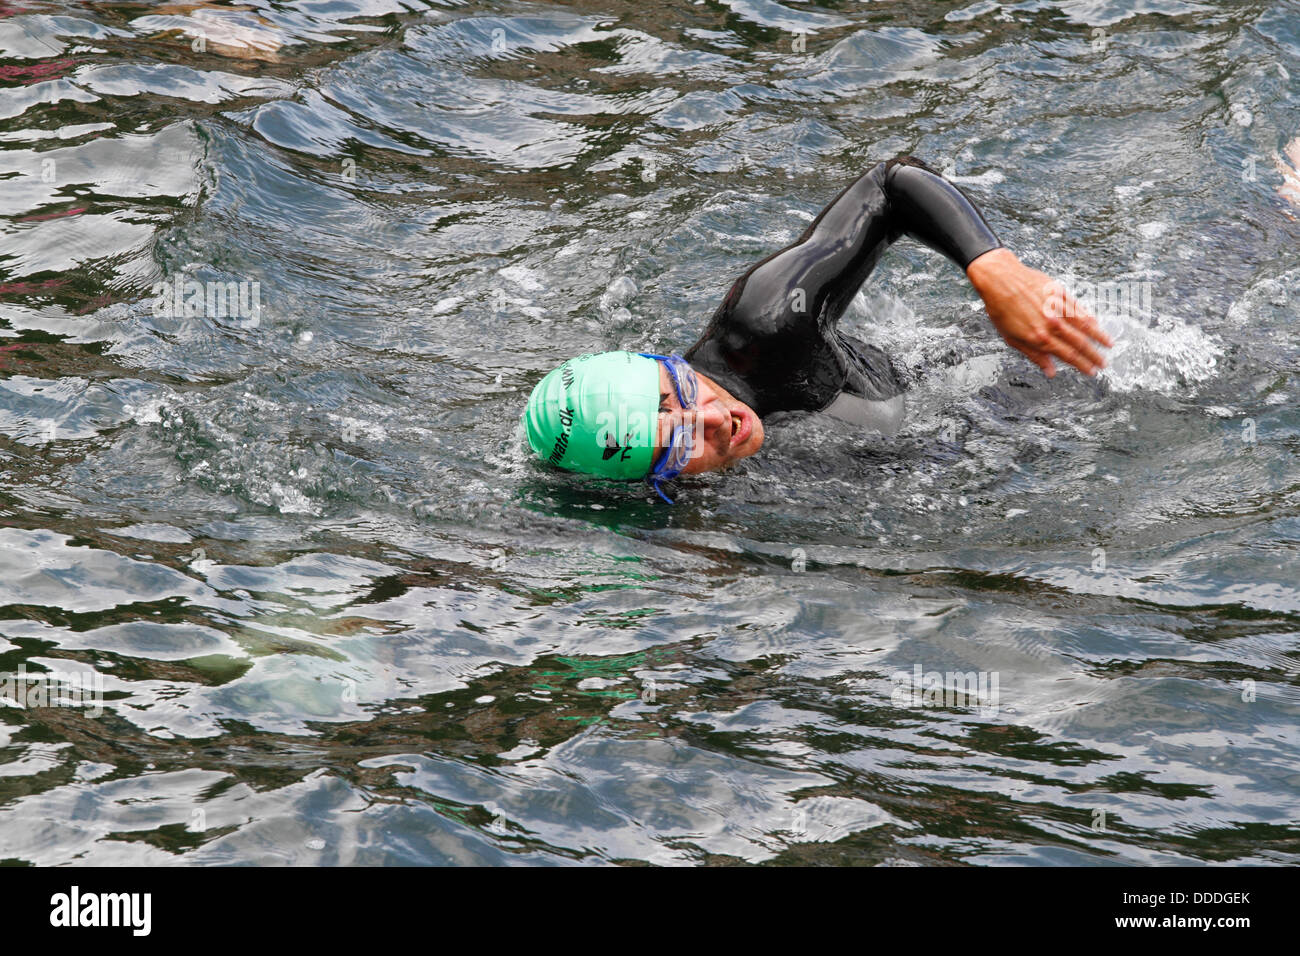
left=1098, top=311, right=1222, bottom=394
left=1225, top=267, right=1300, bottom=327
left=498, top=265, right=544, bottom=291
left=945, top=169, right=1006, bottom=186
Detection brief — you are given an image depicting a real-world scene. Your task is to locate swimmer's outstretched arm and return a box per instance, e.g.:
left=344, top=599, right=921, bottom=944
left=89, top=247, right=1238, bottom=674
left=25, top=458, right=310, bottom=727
left=895, top=157, right=1114, bottom=376
left=733, top=155, right=1112, bottom=377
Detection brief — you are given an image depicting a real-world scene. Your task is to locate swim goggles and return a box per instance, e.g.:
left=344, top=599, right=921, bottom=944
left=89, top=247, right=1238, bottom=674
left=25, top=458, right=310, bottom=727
left=637, top=352, right=698, bottom=504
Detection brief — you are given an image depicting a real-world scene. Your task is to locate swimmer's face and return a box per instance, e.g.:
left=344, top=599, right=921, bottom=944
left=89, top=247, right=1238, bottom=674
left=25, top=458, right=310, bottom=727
left=654, top=363, right=764, bottom=474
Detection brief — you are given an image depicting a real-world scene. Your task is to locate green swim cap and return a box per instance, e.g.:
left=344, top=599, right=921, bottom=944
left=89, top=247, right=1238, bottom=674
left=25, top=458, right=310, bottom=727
left=522, top=351, right=660, bottom=480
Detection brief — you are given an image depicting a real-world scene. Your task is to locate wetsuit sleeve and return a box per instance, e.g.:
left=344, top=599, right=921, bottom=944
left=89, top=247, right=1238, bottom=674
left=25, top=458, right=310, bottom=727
left=785, top=153, right=998, bottom=317
left=744, top=155, right=1004, bottom=331
left=683, top=156, right=1003, bottom=416
left=880, top=155, right=1003, bottom=268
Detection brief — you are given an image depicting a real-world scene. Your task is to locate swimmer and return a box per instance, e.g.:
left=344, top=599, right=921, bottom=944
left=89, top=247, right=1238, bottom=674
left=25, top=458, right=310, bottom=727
left=522, top=155, right=1113, bottom=501
left=1275, top=135, right=1300, bottom=212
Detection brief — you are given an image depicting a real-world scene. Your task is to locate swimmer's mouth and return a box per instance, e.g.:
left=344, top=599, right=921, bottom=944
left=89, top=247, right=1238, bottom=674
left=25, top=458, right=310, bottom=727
left=729, top=408, right=753, bottom=447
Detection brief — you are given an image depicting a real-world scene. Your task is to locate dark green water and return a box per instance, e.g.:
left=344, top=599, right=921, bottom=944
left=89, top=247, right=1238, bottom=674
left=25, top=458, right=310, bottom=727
left=1, top=0, right=1298, bottom=865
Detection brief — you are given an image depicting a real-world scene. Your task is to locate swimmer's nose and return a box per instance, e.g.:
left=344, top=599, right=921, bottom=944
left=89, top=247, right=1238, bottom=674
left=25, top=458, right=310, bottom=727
left=694, top=399, right=729, bottom=453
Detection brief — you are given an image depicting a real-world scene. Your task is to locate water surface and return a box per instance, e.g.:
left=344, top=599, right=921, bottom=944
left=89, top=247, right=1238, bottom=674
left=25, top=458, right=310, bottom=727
left=1, top=0, right=1299, bottom=865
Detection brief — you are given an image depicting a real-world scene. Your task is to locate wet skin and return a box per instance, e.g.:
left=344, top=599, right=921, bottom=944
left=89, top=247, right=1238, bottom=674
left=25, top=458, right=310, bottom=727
left=653, top=362, right=764, bottom=475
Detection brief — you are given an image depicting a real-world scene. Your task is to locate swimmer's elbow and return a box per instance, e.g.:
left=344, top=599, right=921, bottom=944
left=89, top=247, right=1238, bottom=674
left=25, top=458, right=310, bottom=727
left=884, top=154, right=945, bottom=181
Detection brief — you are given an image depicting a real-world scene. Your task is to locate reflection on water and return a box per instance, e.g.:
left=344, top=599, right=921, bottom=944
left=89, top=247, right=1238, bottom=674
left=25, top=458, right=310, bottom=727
left=0, top=0, right=1298, bottom=865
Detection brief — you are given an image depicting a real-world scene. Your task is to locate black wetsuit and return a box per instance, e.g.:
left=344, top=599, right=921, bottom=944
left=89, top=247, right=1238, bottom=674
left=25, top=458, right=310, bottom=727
left=684, top=156, right=1002, bottom=423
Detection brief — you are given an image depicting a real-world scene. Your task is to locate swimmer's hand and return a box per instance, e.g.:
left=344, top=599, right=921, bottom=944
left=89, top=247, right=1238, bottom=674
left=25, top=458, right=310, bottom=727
left=966, top=248, right=1113, bottom=378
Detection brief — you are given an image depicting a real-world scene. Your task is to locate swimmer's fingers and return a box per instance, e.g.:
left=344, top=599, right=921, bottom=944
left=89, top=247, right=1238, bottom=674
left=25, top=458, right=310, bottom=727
left=1042, top=331, right=1103, bottom=376
left=1040, top=288, right=1107, bottom=373
left=1009, top=313, right=1099, bottom=376
left=1047, top=315, right=1106, bottom=374
left=1017, top=344, right=1057, bottom=378
left=1056, top=292, right=1114, bottom=349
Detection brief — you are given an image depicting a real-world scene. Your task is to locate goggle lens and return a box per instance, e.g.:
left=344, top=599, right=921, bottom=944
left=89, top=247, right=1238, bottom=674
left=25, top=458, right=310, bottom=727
left=637, top=352, right=701, bottom=503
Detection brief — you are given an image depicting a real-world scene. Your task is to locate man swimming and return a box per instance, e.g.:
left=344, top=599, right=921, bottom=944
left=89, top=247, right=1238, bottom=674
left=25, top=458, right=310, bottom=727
left=522, top=155, right=1113, bottom=502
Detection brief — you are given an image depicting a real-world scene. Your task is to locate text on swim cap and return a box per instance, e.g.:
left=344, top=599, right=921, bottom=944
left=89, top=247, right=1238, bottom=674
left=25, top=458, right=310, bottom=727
left=548, top=408, right=574, bottom=466
left=546, top=361, right=577, bottom=466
